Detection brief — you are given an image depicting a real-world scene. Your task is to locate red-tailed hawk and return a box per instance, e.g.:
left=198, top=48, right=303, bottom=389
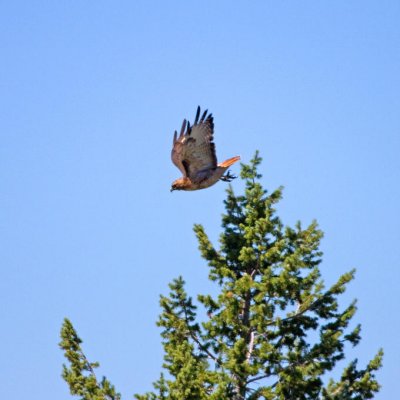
left=170, top=106, right=240, bottom=191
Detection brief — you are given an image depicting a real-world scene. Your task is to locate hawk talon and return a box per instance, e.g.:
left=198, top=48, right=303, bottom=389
left=220, top=170, right=237, bottom=182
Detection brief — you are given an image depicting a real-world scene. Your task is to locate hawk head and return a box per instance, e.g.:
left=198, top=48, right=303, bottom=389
left=170, top=177, right=191, bottom=192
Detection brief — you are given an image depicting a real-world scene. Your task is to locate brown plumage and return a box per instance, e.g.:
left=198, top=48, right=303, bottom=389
left=170, top=106, right=240, bottom=191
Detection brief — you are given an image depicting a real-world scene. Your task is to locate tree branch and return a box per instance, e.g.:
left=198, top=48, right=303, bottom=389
left=246, top=329, right=255, bottom=363
left=180, top=299, right=222, bottom=366
left=246, top=374, right=269, bottom=384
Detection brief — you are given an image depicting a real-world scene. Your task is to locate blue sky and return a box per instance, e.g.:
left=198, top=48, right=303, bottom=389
left=1, top=1, right=399, bottom=398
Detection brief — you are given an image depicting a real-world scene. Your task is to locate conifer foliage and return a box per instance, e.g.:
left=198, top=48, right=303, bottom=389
left=60, top=152, right=382, bottom=399
left=59, top=318, right=120, bottom=400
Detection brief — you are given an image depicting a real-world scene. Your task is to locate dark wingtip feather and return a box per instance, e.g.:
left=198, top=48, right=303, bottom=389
left=200, top=109, right=208, bottom=122
left=194, top=106, right=201, bottom=125
left=180, top=119, right=186, bottom=137
left=173, top=130, right=177, bottom=144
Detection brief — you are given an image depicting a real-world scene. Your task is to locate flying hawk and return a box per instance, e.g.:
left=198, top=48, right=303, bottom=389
left=170, top=106, right=240, bottom=191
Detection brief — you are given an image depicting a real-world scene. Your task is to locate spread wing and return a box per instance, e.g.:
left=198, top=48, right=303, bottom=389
left=171, top=106, right=217, bottom=180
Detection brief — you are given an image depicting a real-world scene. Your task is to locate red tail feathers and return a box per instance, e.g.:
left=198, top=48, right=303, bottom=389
left=218, top=156, right=241, bottom=168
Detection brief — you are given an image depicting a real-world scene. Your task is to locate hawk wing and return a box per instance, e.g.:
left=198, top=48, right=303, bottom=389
left=171, top=106, right=217, bottom=180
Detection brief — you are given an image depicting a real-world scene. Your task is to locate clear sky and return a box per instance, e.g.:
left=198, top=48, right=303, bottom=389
left=1, top=1, right=399, bottom=398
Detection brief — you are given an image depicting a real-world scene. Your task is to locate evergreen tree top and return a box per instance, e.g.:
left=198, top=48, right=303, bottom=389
left=60, top=152, right=383, bottom=400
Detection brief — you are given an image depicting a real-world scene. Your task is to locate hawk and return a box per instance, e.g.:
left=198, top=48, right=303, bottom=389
left=170, top=106, right=240, bottom=191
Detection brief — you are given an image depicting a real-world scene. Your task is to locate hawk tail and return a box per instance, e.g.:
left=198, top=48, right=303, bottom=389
left=218, top=156, right=241, bottom=168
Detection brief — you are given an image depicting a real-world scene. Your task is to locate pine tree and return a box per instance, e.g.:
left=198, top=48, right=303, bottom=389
left=60, top=152, right=383, bottom=399
left=59, top=318, right=120, bottom=400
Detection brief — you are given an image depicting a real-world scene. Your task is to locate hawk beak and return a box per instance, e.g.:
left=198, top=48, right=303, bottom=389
left=170, top=187, right=174, bottom=192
